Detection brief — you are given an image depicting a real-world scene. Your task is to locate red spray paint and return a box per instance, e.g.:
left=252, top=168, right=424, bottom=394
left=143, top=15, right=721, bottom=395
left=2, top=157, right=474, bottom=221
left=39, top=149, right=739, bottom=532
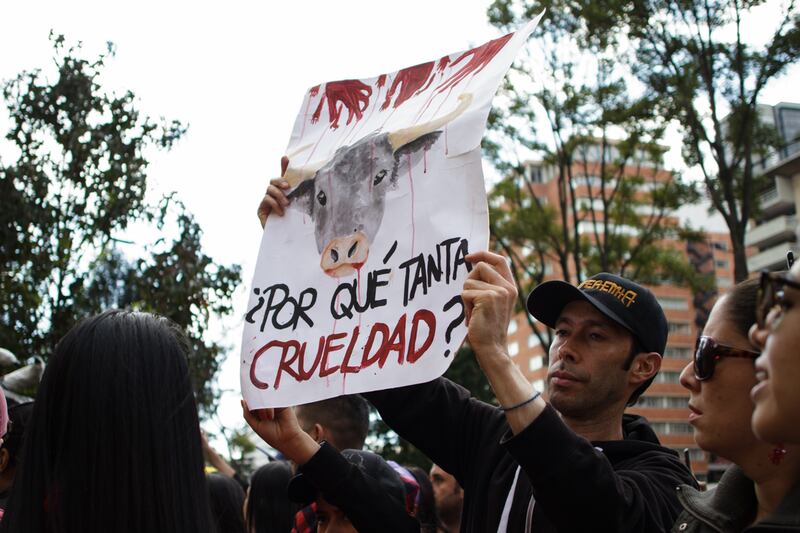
left=434, top=33, right=513, bottom=94
left=380, top=62, right=435, bottom=110
left=312, top=80, right=373, bottom=129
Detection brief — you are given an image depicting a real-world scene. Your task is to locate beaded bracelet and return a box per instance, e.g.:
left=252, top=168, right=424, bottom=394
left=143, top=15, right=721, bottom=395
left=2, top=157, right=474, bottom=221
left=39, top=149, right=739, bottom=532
left=499, top=390, right=542, bottom=412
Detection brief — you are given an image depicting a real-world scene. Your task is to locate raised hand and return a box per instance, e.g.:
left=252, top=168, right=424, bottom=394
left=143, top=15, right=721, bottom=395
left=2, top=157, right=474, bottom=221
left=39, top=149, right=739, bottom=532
left=257, top=156, right=292, bottom=227
left=241, top=401, right=320, bottom=465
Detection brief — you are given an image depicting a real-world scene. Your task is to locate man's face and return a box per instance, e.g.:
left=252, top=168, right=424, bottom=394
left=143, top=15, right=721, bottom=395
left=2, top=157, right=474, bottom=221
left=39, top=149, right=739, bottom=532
left=546, top=300, right=634, bottom=419
left=429, top=464, right=462, bottom=516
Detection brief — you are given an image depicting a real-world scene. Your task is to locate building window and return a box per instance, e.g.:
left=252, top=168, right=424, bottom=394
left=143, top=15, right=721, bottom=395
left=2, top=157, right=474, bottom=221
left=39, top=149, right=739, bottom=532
left=507, top=319, right=518, bottom=335
left=717, top=277, right=733, bottom=288
left=528, top=356, right=543, bottom=372
left=528, top=334, right=540, bottom=348
left=664, top=346, right=692, bottom=359
left=651, top=422, right=693, bottom=435
left=635, top=396, right=688, bottom=408
left=715, top=259, right=729, bottom=269
left=508, top=342, right=519, bottom=357
left=657, top=297, right=689, bottom=311
left=667, top=322, right=691, bottom=335
left=654, top=371, right=682, bottom=384
left=712, top=241, right=728, bottom=251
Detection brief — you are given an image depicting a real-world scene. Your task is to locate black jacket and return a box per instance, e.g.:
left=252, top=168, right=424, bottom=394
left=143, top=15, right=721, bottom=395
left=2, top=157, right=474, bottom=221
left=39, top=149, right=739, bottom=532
left=672, top=465, right=800, bottom=532
left=366, top=377, right=697, bottom=532
left=297, top=442, right=420, bottom=533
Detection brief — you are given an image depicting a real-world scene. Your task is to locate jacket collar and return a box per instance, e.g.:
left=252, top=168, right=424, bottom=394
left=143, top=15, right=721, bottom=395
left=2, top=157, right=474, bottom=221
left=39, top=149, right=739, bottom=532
left=678, top=465, right=757, bottom=532
left=755, top=479, right=800, bottom=529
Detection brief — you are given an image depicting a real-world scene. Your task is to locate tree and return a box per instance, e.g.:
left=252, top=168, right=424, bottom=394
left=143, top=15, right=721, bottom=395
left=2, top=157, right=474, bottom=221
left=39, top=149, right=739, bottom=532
left=484, top=4, right=705, bottom=356
left=628, top=0, right=799, bottom=282
left=0, top=34, right=240, bottom=413
left=490, top=0, right=800, bottom=282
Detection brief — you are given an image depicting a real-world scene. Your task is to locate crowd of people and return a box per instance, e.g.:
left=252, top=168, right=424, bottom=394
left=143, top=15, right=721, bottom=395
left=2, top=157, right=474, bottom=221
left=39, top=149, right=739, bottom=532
left=0, top=176, right=796, bottom=532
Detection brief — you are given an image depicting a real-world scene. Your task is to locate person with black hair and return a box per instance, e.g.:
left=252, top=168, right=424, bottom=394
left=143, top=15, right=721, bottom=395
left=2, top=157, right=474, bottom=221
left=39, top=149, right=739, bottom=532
left=406, top=466, right=441, bottom=533
left=428, top=464, right=461, bottom=533
left=0, top=310, right=214, bottom=533
left=244, top=461, right=296, bottom=533
left=294, top=396, right=370, bottom=453
left=208, top=473, right=247, bottom=533
left=0, top=402, right=33, bottom=512
left=291, top=394, right=370, bottom=531
left=242, top=403, right=419, bottom=533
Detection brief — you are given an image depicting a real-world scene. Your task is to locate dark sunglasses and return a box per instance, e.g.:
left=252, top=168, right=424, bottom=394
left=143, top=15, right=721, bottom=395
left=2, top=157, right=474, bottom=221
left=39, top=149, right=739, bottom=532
left=693, top=336, right=760, bottom=381
left=757, top=270, right=800, bottom=329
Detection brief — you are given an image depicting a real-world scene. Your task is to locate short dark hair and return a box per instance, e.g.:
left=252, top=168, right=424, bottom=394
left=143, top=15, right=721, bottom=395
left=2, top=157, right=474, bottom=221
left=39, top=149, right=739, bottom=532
left=246, top=461, right=296, bottom=533
left=1, top=310, right=214, bottom=533
left=623, top=336, right=655, bottom=407
left=294, top=395, right=369, bottom=451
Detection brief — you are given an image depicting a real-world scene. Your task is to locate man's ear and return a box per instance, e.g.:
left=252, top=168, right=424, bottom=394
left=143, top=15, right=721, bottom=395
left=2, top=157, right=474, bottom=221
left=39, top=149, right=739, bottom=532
left=0, top=449, right=10, bottom=473
left=311, top=423, right=325, bottom=444
left=629, top=352, right=662, bottom=387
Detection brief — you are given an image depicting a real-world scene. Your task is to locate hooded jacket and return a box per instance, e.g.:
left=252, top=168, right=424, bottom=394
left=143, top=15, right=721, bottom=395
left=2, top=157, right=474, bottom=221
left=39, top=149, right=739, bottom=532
left=366, top=377, right=697, bottom=533
left=671, top=465, right=800, bottom=532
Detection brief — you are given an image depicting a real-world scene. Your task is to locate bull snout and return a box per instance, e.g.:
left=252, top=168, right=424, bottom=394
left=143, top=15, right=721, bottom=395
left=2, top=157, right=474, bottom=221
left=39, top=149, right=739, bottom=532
left=320, top=231, right=369, bottom=278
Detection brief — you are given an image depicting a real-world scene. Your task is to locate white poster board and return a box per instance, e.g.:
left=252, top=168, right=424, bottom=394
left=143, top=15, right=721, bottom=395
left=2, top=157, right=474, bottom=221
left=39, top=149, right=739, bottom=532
left=242, top=16, right=541, bottom=408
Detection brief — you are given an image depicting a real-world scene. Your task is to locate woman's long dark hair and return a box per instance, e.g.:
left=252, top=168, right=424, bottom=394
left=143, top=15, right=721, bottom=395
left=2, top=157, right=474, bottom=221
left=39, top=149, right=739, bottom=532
left=245, top=461, right=296, bottom=533
left=0, top=310, right=214, bottom=532
left=208, top=473, right=246, bottom=533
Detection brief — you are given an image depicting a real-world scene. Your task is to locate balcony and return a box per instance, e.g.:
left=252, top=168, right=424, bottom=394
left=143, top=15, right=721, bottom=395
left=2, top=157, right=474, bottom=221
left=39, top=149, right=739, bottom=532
left=747, top=243, right=800, bottom=272
left=745, top=215, right=797, bottom=249
left=758, top=176, right=795, bottom=218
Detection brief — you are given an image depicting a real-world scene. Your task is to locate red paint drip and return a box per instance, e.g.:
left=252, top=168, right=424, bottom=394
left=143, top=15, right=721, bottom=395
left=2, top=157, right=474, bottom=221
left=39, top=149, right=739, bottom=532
left=381, top=62, right=435, bottom=110
left=434, top=33, right=514, bottom=94
left=311, top=80, right=373, bottom=129
left=305, top=126, right=328, bottom=165
left=299, top=90, right=316, bottom=142
left=407, top=153, right=415, bottom=255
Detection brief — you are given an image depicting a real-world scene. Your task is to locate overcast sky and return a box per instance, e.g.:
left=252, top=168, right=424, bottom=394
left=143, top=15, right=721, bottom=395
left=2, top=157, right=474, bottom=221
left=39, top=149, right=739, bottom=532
left=2, top=0, right=797, bottom=447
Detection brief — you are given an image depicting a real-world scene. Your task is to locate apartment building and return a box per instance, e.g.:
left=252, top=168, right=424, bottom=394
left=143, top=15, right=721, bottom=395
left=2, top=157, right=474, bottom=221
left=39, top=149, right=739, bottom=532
left=747, top=102, right=800, bottom=272
left=502, top=151, right=736, bottom=482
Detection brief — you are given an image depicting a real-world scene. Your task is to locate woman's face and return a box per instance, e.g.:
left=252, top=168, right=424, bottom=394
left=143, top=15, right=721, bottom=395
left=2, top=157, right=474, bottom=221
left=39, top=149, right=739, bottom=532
left=751, top=262, right=800, bottom=444
left=679, top=295, right=760, bottom=461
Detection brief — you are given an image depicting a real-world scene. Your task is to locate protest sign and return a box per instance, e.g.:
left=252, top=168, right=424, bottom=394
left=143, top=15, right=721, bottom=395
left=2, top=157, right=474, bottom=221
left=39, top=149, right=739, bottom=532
left=242, top=16, right=542, bottom=408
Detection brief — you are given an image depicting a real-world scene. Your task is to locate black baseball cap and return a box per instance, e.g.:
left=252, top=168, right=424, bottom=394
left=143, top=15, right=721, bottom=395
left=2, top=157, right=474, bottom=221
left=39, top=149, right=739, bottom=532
left=287, top=448, right=407, bottom=509
left=526, top=273, right=668, bottom=355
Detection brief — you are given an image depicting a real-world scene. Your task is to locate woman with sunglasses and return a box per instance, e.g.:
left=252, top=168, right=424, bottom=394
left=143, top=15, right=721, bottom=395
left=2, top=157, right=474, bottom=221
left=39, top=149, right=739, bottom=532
left=673, top=278, right=800, bottom=532
left=750, top=261, right=800, bottom=446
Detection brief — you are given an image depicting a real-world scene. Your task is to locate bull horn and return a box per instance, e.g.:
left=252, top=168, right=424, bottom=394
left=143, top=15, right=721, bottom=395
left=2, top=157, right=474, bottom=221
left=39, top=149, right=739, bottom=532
left=284, top=160, right=326, bottom=188
left=388, top=93, right=473, bottom=152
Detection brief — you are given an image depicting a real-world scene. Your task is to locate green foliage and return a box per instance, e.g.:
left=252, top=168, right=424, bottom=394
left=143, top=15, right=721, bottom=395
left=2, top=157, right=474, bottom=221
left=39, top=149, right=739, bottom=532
left=491, top=0, right=800, bottom=282
left=368, top=345, right=493, bottom=469
left=485, top=0, right=709, bottom=358
left=0, top=34, right=240, bottom=413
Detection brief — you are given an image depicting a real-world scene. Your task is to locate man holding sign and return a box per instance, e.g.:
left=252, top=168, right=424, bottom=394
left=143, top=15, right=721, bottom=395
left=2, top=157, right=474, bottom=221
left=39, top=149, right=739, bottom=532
left=248, top=19, right=694, bottom=531
left=257, top=174, right=696, bottom=533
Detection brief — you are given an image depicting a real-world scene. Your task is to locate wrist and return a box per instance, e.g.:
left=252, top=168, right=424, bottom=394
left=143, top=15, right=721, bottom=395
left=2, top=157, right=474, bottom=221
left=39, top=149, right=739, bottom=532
left=282, top=431, right=321, bottom=465
left=474, top=344, right=514, bottom=373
